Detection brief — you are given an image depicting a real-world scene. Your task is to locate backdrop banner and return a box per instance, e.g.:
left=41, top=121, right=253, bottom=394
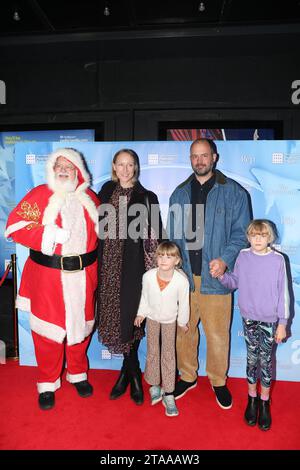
left=0, top=130, right=94, bottom=278
left=13, top=140, right=300, bottom=381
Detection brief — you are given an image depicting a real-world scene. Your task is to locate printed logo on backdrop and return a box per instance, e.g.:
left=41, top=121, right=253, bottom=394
left=26, top=153, right=48, bottom=164
left=272, top=152, right=300, bottom=164
left=101, top=349, right=123, bottom=361
left=241, top=155, right=256, bottom=164
left=148, top=154, right=159, bottom=165
left=26, top=154, right=36, bottom=164
left=272, top=152, right=284, bottom=164
left=147, top=153, right=178, bottom=165
left=0, top=80, right=6, bottom=104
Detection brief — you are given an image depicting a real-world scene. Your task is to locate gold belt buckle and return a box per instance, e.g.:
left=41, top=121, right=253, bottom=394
left=60, top=254, right=83, bottom=273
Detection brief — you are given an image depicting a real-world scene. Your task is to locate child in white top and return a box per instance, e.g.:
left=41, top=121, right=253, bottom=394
left=135, top=241, right=189, bottom=417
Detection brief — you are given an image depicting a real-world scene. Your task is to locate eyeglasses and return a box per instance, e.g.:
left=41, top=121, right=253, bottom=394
left=54, top=163, right=76, bottom=172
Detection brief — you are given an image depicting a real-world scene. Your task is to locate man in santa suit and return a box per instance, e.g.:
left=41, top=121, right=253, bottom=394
left=5, top=148, right=100, bottom=410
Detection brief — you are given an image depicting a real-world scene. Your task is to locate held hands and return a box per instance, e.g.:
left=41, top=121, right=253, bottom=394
left=275, top=324, right=287, bottom=344
left=179, top=324, right=189, bottom=333
left=209, top=258, right=227, bottom=278
left=134, top=316, right=145, bottom=328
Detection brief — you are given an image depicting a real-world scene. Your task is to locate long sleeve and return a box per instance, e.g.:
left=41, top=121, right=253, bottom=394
left=220, top=189, right=250, bottom=271
left=5, top=185, right=69, bottom=255
left=276, top=257, right=290, bottom=325
left=5, top=186, right=50, bottom=251
left=218, top=254, right=241, bottom=291
left=177, top=277, right=190, bottom=327
left=137, top=275, right=151, bottom=318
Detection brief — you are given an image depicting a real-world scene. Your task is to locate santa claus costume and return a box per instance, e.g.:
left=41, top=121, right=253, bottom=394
left=5, top=148, right=99, bottom=406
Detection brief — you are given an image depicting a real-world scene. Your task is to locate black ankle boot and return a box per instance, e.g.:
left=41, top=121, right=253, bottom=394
left=258, top=397, right=271, bottom=431
left=110, top=369, right=129, bottom=400
left=244, top=395, right=259, bottom=426
left=129, top=370, right=144, bottom=405
left=38, top=391, right=55, bottom=410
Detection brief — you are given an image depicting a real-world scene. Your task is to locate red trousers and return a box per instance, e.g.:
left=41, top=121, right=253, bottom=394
left=32, top=331, right=90, bottom=393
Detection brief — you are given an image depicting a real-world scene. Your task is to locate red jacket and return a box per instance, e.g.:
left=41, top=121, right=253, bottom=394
left=6, top=183, right=99, bottom=345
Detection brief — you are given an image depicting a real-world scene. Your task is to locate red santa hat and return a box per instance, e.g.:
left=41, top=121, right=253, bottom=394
left=43, top=147, right=99, bottom=236
left=46, top=147, right=90, bottom=192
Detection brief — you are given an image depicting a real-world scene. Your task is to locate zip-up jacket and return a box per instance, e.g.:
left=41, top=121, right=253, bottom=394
left=167, top=170, right=251, bottom=294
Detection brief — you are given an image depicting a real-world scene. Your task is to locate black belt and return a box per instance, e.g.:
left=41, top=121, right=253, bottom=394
left=30, top=248, right=97, bottom=272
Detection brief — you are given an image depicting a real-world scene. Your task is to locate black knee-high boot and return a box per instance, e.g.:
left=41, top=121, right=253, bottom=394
left=124, top=340, right=144, bottom=405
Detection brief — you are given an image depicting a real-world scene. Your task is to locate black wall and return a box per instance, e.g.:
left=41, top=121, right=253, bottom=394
left=0, top=25, right=300, bottom=139
left=0, top=25, right=299, bottom=356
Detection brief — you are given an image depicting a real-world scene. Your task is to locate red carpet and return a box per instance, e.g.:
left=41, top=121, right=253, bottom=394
left=0, top=361, right=299, bottom=450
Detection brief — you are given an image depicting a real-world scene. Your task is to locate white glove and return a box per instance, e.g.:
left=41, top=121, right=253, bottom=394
left=55, top=227, right=70, bottom=244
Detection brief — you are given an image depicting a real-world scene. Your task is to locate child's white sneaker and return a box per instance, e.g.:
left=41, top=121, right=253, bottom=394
left=149, top=385, right=162, bottom=405
left=162, top=394, right=179, bottom=417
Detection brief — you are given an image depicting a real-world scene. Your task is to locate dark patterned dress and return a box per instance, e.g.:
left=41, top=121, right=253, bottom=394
left=98, top=184, right=144, bottom=354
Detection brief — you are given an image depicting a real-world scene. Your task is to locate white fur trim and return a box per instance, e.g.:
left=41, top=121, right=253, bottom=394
left=42, top=192, right=67, bottom=226
left=30, top=313, right=66, bottom=344
left=85, top=320, right=95, bottom=338
left=76, top=190, right=99, bottom=237
left=41, top=224, right=58, bottom=256
left=5, top=220, right=36, bottom=239
left=46, top=148, right=90, bottom=193
left=66, top=321, right=94, bottom=346
left=60, top=195, right=87, bottom=346
left=42, top=183, right=98, bottom=237
left=37, top=378, right=61, bottom=393
left=16, top=295, right=31, bottom=311
left=66, top=372, right=87, bottom=384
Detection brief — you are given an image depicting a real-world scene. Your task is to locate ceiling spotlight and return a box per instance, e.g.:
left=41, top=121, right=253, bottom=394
left=198, top=2, right=205, bottom=12
left=13, top=9, right=21, bottom=21
left=103, top=6, right=110, bottom=16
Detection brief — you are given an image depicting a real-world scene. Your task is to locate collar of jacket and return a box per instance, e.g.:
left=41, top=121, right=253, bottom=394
left=177, top=169, right=227, bottom=190
left=98, top=179, right=149, bottom=203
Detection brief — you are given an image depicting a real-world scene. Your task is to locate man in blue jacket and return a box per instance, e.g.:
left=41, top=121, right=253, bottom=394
left=167, top=138, right=251, bottom=409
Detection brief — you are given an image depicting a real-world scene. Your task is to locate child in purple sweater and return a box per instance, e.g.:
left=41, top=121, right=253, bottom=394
left=213, top=219, right=289, bottom=431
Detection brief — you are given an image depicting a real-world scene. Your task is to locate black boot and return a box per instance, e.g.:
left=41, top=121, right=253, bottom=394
left=258, top=397, right=271, bottom=431
left=38, top=391, right=55, bottom=410
left=244, top=395, right=259, bottom=426
left=110, top=368, right=129, bottom=400
left=73, top=380, right=93, bottom=398
left=129, top=369, right=144, bottom=405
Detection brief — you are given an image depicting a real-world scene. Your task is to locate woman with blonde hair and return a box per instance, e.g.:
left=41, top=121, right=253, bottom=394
left=96, top=148, right=164, bottom=405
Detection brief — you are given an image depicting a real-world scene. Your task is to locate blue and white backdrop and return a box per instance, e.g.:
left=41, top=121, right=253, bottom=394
left=0, top=129, right=94, bottom=278
left=12, top=141, right=300, bottom=381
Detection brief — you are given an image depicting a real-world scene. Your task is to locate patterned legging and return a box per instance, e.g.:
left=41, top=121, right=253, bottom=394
left=144, top=319, right=177, bottom=393
left=242, top=318, right=276, bottom=388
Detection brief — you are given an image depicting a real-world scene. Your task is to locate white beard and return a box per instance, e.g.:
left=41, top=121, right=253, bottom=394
left=52, top=174, right=78, bottom=193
